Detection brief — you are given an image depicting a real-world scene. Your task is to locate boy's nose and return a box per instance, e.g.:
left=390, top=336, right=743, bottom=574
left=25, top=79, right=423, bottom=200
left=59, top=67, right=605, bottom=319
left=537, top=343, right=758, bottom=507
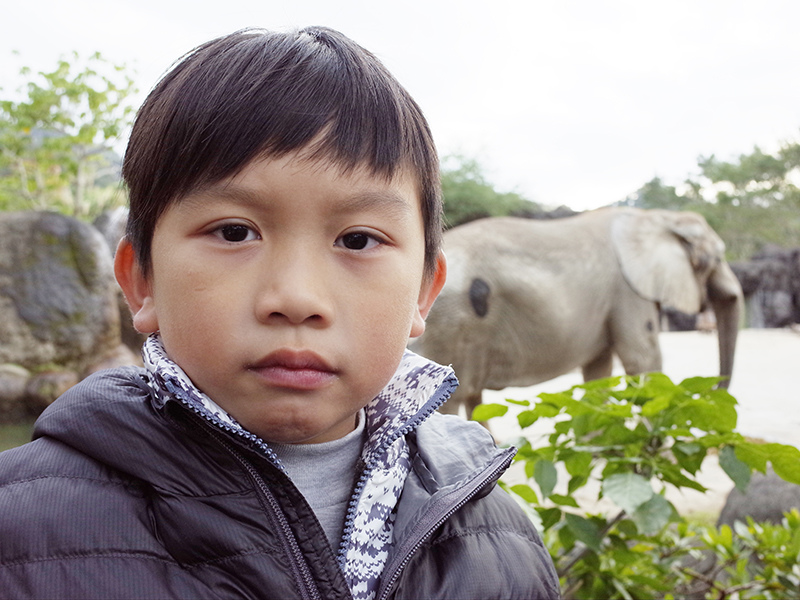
left=253, top=250, right=333, bottom=326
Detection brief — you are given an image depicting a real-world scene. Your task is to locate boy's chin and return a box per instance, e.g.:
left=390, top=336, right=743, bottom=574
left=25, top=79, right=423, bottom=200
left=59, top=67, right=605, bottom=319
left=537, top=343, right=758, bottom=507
left=253, top=415, right=360, bottom=445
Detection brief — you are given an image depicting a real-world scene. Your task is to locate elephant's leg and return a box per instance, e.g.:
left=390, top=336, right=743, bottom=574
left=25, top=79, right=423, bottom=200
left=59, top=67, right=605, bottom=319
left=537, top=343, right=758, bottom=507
left=612, top=301, right=663, bottom=375
left=464, top=391, right=484, bottom=422
left=462, top=390, right=495, bottom=433
left=582, top=346, right=614, bottom=381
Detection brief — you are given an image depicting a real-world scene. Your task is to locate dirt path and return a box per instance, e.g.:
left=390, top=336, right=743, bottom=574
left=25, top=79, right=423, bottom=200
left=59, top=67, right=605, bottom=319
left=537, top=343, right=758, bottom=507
left=484, top=328, right=800, bottom=520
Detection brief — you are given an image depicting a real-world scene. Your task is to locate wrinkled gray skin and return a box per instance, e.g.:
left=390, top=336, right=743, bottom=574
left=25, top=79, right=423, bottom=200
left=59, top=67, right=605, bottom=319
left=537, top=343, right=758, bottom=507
left=411, top=207, right=744, bottom=420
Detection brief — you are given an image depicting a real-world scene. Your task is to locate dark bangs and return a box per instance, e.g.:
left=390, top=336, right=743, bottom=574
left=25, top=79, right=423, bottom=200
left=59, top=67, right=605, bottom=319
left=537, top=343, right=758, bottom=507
left=123, top=27, right=441, bottom=275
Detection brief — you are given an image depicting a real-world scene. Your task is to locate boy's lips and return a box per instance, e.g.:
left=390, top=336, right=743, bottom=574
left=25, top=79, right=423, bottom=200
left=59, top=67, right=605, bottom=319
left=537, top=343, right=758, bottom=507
left=248, top=349, right=338, bottom=390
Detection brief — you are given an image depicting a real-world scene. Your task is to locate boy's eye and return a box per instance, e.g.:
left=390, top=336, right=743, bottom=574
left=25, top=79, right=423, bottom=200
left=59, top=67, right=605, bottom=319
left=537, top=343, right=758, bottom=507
left=214, top=224, right=258, bottom=243
left=336, top=232, right=381, bottom=251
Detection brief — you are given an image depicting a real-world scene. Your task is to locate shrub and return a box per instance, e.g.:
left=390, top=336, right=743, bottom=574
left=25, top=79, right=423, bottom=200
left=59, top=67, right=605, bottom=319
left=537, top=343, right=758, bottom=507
left=476, top=374, right=800, bottom=599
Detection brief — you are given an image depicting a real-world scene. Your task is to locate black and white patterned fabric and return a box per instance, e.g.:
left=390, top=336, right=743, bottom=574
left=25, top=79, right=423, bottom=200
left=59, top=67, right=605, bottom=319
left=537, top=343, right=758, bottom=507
left=141, top=334, right=457, bottom=600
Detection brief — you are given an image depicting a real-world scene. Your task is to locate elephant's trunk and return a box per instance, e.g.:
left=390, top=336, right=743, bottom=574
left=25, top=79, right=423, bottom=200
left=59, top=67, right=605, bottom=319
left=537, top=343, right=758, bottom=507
left=707, top=262, right=744, bottom=388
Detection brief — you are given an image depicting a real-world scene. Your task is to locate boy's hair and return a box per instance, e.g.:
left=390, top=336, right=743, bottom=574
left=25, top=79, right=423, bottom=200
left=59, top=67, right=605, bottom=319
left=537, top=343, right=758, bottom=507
left=122, top=27, right=442, bottom=278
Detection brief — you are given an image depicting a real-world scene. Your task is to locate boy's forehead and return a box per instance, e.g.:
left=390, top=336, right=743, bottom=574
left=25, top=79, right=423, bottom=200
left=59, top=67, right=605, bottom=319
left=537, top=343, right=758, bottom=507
left=185, top=150, right=423, bottom=216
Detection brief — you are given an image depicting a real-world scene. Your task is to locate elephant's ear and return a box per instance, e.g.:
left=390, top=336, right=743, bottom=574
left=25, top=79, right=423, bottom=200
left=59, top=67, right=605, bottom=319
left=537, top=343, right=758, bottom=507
left=610, top=209, right=704, bottom=314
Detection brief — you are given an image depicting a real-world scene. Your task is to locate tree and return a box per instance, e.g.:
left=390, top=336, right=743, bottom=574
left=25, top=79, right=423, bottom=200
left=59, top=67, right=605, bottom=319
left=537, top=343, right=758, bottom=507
left=0, top=52, right=136, bottom=218
left=619, top=176, right=692, bottom=210
left=622, top=138, right=800, bottom=261
left=440, top=155, right=540, bottom=228
left=698, top=145, right=800, bottom=209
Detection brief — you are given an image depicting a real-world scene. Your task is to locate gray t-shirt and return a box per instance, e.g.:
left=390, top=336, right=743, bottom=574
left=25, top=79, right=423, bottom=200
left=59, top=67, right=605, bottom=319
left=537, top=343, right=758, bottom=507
left=270, top=411, right=366, bottom=551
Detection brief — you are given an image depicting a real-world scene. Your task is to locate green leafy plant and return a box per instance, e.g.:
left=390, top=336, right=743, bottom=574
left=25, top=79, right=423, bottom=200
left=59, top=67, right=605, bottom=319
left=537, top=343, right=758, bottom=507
left=0, top=52, right=136, bottom=218
left=475, top=374, right=800, bottom=599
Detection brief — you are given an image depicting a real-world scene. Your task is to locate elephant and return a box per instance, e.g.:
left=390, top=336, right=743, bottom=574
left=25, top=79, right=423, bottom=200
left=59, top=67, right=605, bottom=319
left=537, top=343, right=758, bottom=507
left=411, top=207, right=744, bottom=420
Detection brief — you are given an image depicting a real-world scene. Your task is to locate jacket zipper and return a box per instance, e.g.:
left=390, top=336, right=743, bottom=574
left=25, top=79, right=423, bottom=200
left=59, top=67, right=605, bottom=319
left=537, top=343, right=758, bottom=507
left=375, top=447, right=516, bottom=600
left=174, top=398, right=322, bottom=600
left=336, top=376, right=458, bottom=567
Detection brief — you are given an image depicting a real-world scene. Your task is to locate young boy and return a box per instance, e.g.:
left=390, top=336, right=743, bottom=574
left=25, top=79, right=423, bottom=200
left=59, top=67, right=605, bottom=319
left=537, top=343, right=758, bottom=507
left=0, top=27, right=559, bottom=599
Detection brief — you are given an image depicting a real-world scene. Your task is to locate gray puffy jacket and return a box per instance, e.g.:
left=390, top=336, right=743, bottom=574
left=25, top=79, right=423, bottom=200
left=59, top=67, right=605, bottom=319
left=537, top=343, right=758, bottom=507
left=0, top=367, right=560, bottom=599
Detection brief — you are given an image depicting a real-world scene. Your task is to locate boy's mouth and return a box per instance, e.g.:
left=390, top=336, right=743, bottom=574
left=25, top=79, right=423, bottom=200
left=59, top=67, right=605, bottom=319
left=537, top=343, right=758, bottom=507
left=248, top=349, right=338, bottom=390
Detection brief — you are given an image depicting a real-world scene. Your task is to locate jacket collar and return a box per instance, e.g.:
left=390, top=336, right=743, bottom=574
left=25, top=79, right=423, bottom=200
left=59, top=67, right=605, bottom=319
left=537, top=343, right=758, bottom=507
left=140, top=333, right=458, bottom=470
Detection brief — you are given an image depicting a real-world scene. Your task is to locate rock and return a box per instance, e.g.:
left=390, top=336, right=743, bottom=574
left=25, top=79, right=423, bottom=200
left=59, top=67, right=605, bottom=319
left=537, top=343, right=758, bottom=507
left=731, top=247, right=800, bottom=328
left=83, top=343, right=142, bottom=376
left=24, top=369, right=80, bottom=414
left=718, top=470, right=800, bottom=527
left=92, top=206, right=128, bottom=256
left=0, top=211, right=121, bottom=372
left=0, top=364, right=32, bottom=423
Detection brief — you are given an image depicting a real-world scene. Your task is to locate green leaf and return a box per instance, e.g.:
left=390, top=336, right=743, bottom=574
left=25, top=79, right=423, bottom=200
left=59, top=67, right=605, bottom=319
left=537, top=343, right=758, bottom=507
left=678, top=376, right=721, bottom=394
left=602, top=473, right=654, bottom=514
left=470, top=403, right=508, bottom=422
left=557, top=522, right=576, bottom=551
left=565, top=513, right=602, bottom=551
left=735, top=441, right=769, bottom=473
left=576, top=376, right=622, bottom=391
left=564, top=451, right=593, bottom=478
left=516, top=410, right=539, bottom=429
left=617, top=518, right=638, bottom=538
left=641, top=395, right=670, bottom=417
left=549, top=494, right=580, bottom=508
left=534, top=459, right=557, bottom=498
left=719, top=445, right=751, bottom=492
left=658, top=464, right=707, bottom=492
left=630, top=495, right=673, bottom=535
left=536, top=507, right=562, bottom=530
left=509, top=483, right=539, bottom=504
left=567, top=475, right=588, bottom=495
left=504, top=398, right=530, bottom=407
left=533, top=403, right=561, bottom=419
left=673, top=441, right=707, bottom=475
left=766, top=443, right=800, bottom=485
left=537, top=392, right=573, bottom=409
left=678, top=399, right=737, bottom=432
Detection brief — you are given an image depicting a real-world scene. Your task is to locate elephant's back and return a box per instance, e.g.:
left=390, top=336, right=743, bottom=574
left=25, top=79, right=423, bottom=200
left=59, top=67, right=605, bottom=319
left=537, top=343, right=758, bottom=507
left=419, top=214, right=619, bottom=389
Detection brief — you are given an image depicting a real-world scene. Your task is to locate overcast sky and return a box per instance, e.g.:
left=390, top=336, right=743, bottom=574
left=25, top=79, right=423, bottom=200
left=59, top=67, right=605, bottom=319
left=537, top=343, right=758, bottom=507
left=2, top=0, right=799, bottom=210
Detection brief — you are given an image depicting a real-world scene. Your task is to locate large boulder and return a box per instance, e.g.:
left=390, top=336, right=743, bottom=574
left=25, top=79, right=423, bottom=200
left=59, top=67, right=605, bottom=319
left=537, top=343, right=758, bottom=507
left=92, top=206, right=128, bottom=255
left=718, top=470, right=800, bottom=527
left=0, top=211, right=121, bottom=372
left=731, top=246, right=800, bottom=328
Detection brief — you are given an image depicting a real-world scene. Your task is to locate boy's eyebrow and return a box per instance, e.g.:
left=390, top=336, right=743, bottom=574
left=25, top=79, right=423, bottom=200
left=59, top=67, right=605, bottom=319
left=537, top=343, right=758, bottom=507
left=335, top=190, right=414, bottom=220
left=184, top=182, right=415, bottom=219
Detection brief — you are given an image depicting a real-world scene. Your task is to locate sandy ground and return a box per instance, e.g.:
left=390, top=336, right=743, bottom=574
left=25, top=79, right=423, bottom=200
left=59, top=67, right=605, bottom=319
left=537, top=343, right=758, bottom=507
left=483, top=328, right=800, bottom=520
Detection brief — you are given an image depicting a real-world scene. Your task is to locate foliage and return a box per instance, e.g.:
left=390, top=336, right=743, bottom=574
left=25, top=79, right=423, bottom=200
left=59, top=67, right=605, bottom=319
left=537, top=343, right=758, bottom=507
left=0, top=421, right=35, bottom=452
left=619, top=177, right=692, bottom=211
left=476, top=374, right=800, bottom=599
left=620, top=138, right=800, bottom=260
left=440, top=155, right=541, bottom=228
left=0, top=52, right=136, bottom=218
left=697, top=145, right=800, bottom=209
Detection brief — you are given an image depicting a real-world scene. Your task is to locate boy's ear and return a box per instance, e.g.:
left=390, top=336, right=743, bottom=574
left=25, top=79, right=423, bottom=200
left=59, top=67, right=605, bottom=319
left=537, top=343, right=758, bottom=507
left=410, top=251, right=447, bottom=338
left=114, top=238, right=160, bottom=334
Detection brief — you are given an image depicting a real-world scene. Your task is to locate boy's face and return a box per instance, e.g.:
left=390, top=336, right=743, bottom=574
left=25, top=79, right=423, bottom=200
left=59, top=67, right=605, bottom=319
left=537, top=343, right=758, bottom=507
left=116, top=150, right=445, bottom=444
